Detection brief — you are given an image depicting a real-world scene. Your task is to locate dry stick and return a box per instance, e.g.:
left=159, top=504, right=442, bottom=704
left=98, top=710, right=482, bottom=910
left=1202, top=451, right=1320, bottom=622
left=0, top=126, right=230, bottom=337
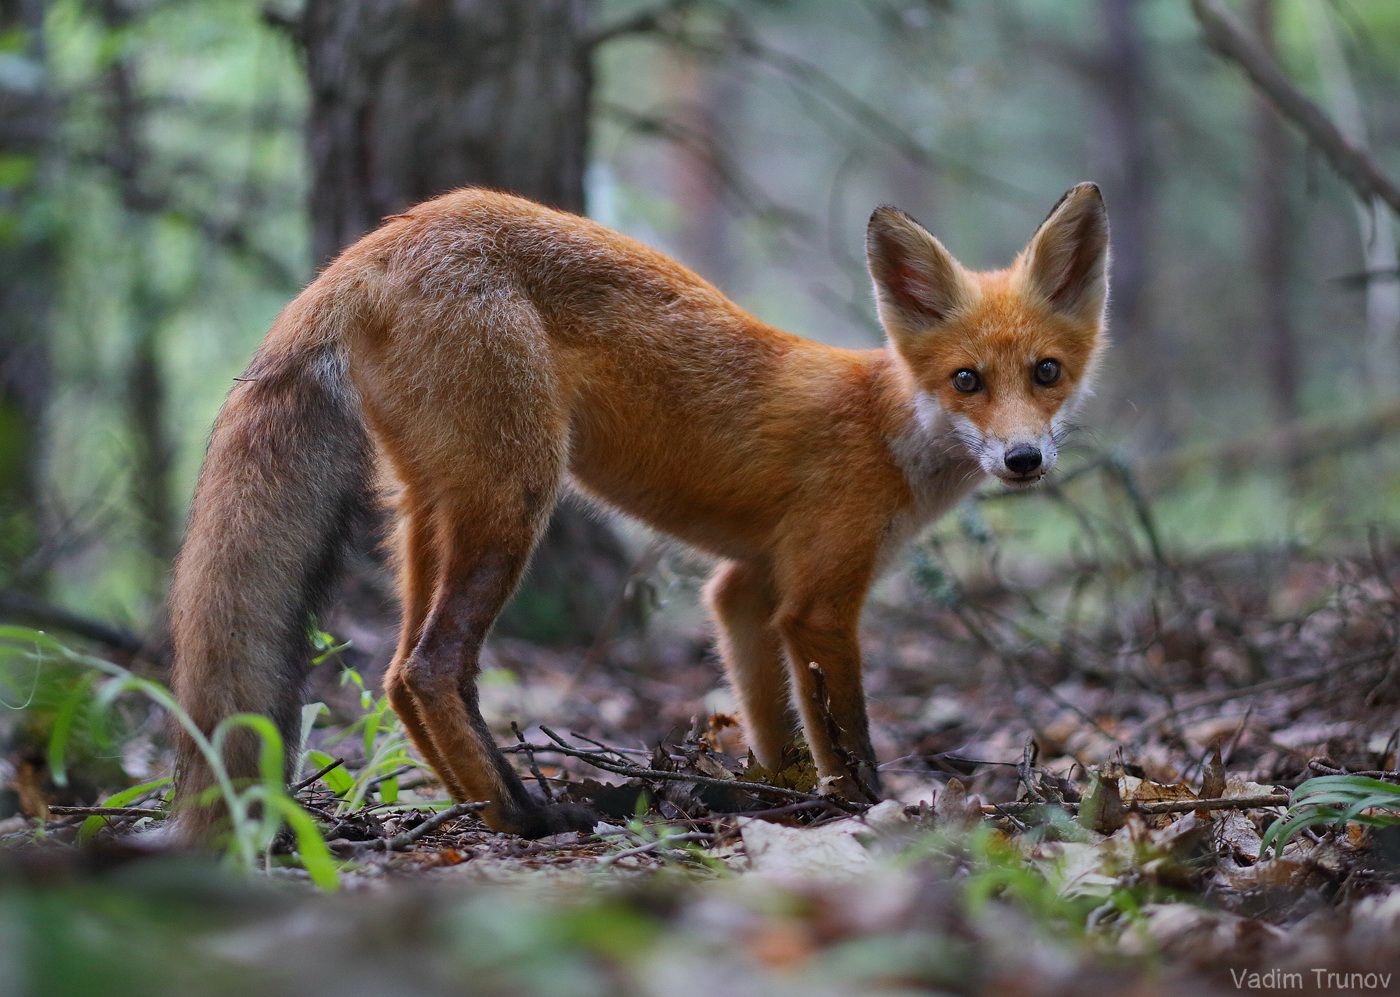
left=1018, top=735, right=1047, bottom=805
left=1190, top=0, right=1400, bottom=217
left=727, top=799, right=834, bottom=821
left=362, top=763, right=416, bottom=794
left=332, top=801, right=487, bottom=854
left=1222, top=705, right=1255, bottom=768
left=981, top=792, right=1289, bottom=818
left=807, top=662, right=880, bottom=805
left=512, top=721, right=554, bottom=801
left=1307, top=758, right=1400, bottom=781
left=1138, top=648, right=1394, bottom=731
left=532, top=725, right=863, bottom=813
left=292, top=756, right=345, bottom=793
left=47, top=805, right=166, bottom=819
left=599, top=831, right=714, bottom=868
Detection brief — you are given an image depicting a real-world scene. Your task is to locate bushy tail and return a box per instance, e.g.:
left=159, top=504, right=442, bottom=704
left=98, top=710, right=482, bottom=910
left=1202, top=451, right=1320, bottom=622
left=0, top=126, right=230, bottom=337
left=169, top=289, right=370, bottom=843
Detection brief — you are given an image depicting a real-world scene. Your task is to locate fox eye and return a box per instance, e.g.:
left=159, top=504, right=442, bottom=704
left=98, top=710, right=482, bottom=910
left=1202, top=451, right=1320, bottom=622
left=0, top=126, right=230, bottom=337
left=952, top=369, right=981, bottom=393
left=1034, top=358, right=1061, bottom=386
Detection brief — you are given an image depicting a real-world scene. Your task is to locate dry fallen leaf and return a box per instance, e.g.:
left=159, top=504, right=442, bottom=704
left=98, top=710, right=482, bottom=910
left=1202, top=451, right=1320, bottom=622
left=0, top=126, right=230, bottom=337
left=739, top=801, right=910, bottom=881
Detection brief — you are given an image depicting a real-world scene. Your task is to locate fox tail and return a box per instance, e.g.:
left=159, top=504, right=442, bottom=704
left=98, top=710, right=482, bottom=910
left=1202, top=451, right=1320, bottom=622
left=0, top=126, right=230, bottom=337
left=168, top=281, right=371, bottom=842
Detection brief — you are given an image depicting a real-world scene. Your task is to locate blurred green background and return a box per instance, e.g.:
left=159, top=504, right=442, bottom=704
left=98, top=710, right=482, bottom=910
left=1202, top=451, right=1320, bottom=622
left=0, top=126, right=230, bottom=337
left=2, top=0, right=1398, bottom=634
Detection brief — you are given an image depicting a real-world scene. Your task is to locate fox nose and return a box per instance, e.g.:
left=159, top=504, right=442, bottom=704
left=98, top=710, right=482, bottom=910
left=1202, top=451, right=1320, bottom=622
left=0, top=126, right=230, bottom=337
left=1004, top=445, right=1042, bottom=475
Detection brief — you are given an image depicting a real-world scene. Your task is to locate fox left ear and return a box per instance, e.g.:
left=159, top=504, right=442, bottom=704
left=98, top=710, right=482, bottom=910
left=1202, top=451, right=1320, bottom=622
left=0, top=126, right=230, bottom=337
left=866, top=205, right=976, bottom=340
left=1020, top=182, right=1110, bottom=326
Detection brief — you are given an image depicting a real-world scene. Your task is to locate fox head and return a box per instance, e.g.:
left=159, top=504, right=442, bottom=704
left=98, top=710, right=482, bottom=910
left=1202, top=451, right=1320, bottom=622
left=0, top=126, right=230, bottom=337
left=867, top=182, right=1109, bottom=488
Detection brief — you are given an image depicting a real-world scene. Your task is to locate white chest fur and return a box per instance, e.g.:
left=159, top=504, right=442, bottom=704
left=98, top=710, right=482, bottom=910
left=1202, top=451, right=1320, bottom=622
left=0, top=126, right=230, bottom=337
left=877, top=391, right=983, bottom=574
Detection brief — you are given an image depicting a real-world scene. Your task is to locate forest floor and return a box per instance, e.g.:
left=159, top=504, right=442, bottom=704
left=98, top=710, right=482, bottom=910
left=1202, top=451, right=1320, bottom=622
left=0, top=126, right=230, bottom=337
left=4, top=507, right=1400, bottom=995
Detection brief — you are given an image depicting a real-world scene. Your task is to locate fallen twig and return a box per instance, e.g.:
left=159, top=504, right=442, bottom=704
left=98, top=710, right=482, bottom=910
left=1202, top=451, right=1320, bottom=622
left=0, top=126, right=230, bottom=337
left=46, top=805, right=167, bottom=819
left=529, top=726, right=863, bottom=812
left=512, top=721, right=553, bottom=801
left=330, top=801, right=487, bottom=853
left=1138, top=649, right=1394, bottom=731
left=0, top=591, right=165, bottom=664
left=1018, top=736, right=1047, bottom=804
left=599, top=831, right=713, bottom=868
left=292, top=757, right=345, bottom=793
left=1307, top=758, right=1400, bottom=782
left=981, top=792, right=1289, bottom=818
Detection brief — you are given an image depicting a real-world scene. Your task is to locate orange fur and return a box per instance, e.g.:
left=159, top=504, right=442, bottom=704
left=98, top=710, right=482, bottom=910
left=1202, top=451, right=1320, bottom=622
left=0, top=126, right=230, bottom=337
left=170, top=183, right=1109, bottom=837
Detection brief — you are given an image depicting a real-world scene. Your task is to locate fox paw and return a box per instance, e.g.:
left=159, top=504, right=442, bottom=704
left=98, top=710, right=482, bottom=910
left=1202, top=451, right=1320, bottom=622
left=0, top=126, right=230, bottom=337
left=512, top=800, right=600, bottom=839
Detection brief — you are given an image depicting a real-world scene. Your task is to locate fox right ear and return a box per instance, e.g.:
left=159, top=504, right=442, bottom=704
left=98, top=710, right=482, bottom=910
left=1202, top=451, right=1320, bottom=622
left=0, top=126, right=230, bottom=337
left=866, top=206, right=975, bottom=339
left=1019, top=182, right=1110, bottom=326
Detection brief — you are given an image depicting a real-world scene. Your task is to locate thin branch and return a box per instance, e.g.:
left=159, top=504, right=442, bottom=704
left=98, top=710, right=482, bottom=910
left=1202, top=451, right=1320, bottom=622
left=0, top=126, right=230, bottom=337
left=292, top=756, right=345, bottom=793
left=512, top=721, right=553, bottom=801
left=46, top=805, right=166, bottom=819
left=588, top=0, right=700, bottom=47
left=1137, top=647, right=1394, bottom=731
left=598, top=830, right=713, bottom=867
left=684, top=23, right=1041, bottom=207
left=330, top=801, right=487, bottom=853
left=1190, top=0, right=1400, bottom=216
left=0, top=590, right=165, bottom=664
left=531, top=726, right=863, bottom=812
left=982, top=792, right=1289, bottom=818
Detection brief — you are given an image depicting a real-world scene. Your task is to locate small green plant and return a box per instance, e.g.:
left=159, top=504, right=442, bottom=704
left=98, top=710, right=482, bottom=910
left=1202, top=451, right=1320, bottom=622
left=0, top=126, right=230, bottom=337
left=599, top=800, right=726, bottom=872
left=302, top=663, right=424, bottom=812
left=0, top=627, right=340, bottom=890
left=1261, top=775, right=1400, bottom=856
left=902, top=824, right=1153, bottom=940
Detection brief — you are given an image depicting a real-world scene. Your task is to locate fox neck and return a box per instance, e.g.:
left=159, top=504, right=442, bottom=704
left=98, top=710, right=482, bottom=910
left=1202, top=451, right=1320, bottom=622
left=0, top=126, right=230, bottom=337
left=877, top=349, right=984, bottom=513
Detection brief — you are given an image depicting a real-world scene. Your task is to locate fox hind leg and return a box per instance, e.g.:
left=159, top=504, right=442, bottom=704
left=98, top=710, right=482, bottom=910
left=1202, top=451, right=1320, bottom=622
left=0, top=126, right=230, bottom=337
left=383, top=505, right=469, bottom=800
left=393, top=482, right=594, bottom=835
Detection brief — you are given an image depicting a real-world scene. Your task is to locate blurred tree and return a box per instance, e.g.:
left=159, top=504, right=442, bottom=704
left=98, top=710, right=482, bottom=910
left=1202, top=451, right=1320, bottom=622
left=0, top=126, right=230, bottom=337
left=1305, top=0, right=1400, bottom=398
left=666, top=49, right=737, bottom=288
left=1247, top=0, right=1300, bottom=424
left=296, top=0, right=633, bottom=644
left=1098, top=0, right=1163, bottom=432
left=97, top=0, right=179, bottom=589
left=0, top=0, right=54, bottom=591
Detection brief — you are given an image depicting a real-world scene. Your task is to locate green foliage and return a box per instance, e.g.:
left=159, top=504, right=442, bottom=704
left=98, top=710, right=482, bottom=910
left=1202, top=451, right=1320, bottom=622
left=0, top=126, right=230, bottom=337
left=315, top=664, right=423, bottom=812
left=0, top=626, right=340, bottom=890
left=1261, top=775, right=1400, bottom=856
left=949, top=827, right=1128, bottom=931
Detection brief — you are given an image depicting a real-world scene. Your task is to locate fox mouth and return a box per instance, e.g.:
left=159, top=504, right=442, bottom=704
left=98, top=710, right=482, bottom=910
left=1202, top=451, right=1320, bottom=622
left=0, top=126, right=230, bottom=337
left=994, top=470, right=1046, bottom=489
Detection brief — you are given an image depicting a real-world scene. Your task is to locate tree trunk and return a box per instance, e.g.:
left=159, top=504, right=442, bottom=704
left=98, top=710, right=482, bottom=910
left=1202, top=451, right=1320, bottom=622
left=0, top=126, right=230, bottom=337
left=666, top=53, right=736, bottom=289
left=99, top=0, right=179, bottom=588
left=1247, top=0, right=1300, bottom=424
left=1098, top=0, right=1164, bottom=435
left=299, top=0, right=633, bottom=644
left=0, top=0, right=54, bottom=590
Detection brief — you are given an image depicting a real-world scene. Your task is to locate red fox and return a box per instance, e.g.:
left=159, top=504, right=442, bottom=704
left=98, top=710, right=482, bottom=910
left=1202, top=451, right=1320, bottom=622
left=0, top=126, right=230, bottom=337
left=169, top=182, right=1108, bottom=840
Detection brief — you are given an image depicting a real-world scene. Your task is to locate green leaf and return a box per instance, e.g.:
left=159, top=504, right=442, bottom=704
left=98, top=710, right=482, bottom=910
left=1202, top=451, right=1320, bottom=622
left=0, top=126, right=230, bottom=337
left=263, top=793, right=340, bottom=891
left=304, top=749, right=353, bottom=796
left=379, top=776, right=399, bottom=804
left=46, top=673, right=96, bottom=788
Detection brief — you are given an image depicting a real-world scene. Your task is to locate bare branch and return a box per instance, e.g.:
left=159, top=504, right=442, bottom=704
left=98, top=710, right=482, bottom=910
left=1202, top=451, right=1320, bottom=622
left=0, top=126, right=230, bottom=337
left=0, top=590, right=166, bottom=665
left=1190, top=0, right=1400, bottom=216
left=588, top=0, right=701, bottom=47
